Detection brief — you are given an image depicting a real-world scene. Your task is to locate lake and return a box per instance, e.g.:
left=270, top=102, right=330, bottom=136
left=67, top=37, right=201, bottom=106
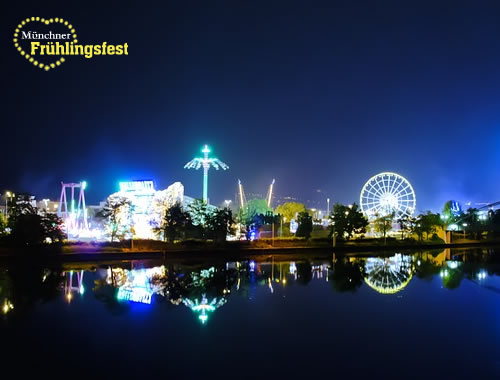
left=1, top=248, right=500, bottom=378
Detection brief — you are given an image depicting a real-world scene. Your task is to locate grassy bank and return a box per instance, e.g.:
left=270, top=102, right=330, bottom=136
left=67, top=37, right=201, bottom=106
left=1, top=237, right=500, bottom=263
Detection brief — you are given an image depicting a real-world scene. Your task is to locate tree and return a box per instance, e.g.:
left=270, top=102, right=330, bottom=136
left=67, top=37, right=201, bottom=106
left=487, top=209, right=500, bottom=238
left=412, top=211, right=442, bottom=240
left=187, top=199, right=211, bottom=227
left=275, top=202, right=306, bottom=222
left=238, top=199, right=273, bottom=238
left=0, top=213, right=7, bottom=236
left=330, top=258, right=364, bottom=292
left=373, top=212, right=395, bottom=242
left=157, top=202, right=192, bottom=242
left=98, top=195, right=133, bottom=242
left=397, top=215, right=412, bottom=239
left=206, top=208, right=235, bottom=242
left=40, top=212, right=66, bottom=243
left=329, top=203, right=368, bottom=240
left=462, top=208, right=483, bottom=240
left=6, top=194, right=66, bottom=246
left=295, top=211, right=313, bottom=238
left=442, top=200, right=462, bottom=225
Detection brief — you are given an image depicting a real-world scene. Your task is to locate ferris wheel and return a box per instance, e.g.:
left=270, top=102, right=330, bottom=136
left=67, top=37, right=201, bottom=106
left=360, top=172, right=416, bottom=220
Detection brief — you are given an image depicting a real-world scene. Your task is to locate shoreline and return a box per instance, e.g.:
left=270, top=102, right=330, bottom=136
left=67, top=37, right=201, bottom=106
left=0, top=240, right=499, bottom=264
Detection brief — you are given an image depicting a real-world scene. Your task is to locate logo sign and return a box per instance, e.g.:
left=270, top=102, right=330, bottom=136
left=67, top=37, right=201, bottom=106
left=119, top=180, right=155, bottom=193
left=13, top=17, right=129, bottom=71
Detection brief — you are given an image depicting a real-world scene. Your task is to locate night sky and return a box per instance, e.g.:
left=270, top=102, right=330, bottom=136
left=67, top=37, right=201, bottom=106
left=3, top=1, right=500, bottom=211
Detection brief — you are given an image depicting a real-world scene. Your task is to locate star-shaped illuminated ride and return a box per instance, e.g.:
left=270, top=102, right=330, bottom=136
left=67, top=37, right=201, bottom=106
left=184, top=145, right=229, bottom=203
left=183, top=294, right=226, bottom=324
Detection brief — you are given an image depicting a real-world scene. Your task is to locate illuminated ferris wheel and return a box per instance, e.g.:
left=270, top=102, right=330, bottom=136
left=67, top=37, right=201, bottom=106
left=360, top=172, right=416, bottom=220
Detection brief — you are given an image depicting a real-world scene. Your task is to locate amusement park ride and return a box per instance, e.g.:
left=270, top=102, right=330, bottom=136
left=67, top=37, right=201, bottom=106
left=237, top=178, right=276, bottom=208
left=360, top=172, right=416, bottom=220
left=58, top=181, right=88, bottom=235
left=184, top=145, right=229, bottom=203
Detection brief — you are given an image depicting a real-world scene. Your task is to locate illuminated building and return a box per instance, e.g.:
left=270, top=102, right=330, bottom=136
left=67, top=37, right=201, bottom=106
left=106, top=180, right=186, bottom=239
left=37, top=199, right=59, bottom=214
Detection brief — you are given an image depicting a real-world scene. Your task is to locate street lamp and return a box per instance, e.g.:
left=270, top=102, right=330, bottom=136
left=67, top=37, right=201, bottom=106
left=4, top=191, right=14, bottom=218
left=224, top=199, right=232, bottom=208
left=327, top=198, right=330, bottom=215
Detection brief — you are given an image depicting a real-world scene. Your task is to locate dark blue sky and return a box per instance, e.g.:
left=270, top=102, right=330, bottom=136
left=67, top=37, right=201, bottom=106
left=3, top=0, right=500, bottom=211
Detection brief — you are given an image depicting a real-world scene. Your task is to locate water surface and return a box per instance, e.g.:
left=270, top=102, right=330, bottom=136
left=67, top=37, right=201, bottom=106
left=2, top=248, right=500, bottom=378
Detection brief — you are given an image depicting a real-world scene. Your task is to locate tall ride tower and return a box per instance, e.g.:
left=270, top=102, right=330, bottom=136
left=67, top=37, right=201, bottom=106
left=184, top=145, right=229, bottom=203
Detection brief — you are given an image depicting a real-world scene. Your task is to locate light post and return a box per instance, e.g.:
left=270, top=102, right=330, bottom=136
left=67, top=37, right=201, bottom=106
left=327, top=198, right=330, bottom=216
left=462, top=223, right=467, bottom=239
left=441, top=214, right=449, bottom=244
left=331, top=221, right=336, bottom=248
left=4, top=191, right=13, bottom=219
left=311, top=208, right=317, bottom=220
left=224, top=199, right=232, bottom=209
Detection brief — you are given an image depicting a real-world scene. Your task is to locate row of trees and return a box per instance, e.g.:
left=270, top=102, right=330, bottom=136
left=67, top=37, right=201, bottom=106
left=158, top=200, right=234, bottom=243
left=329, top=203, right=445, bottom=241
left=99, top=197, right=235, bottom=243
left=97, top=194, right=500, bottom=243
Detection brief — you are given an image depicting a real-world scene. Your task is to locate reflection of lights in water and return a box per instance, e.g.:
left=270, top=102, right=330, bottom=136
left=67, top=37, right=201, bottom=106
left=364, top=254, right=413, bottom=294
left=200, top=267, right=215, bottom=278
left=117, top=287, right=152, bottom=304
left=183, top=294, right=225, bottom=324
left=268, top=278, right=274, bottom=293
left=115, top=267, right=161, bottom=305
left=477, top=271, right=487, bottom=280
left=289, top=262, right=297, bottom=275
left=440, top=269, right=449, bottom=278
left=312, top=264, right=328, bottom=279
left=249, top=260, right=256, bottom=272
left=64, top=270, right=84, bottom=302
left=2, top=299, right=14, bottom=314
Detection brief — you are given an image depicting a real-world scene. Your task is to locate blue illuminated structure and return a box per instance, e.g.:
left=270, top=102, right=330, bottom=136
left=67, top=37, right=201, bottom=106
left=117, top=287, right=152, bottom=304
left=116, top=268, right=154, bottom=305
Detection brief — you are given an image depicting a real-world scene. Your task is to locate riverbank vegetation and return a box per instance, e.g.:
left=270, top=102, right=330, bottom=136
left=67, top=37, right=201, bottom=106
left=3, top=194, right=500, bottom=256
